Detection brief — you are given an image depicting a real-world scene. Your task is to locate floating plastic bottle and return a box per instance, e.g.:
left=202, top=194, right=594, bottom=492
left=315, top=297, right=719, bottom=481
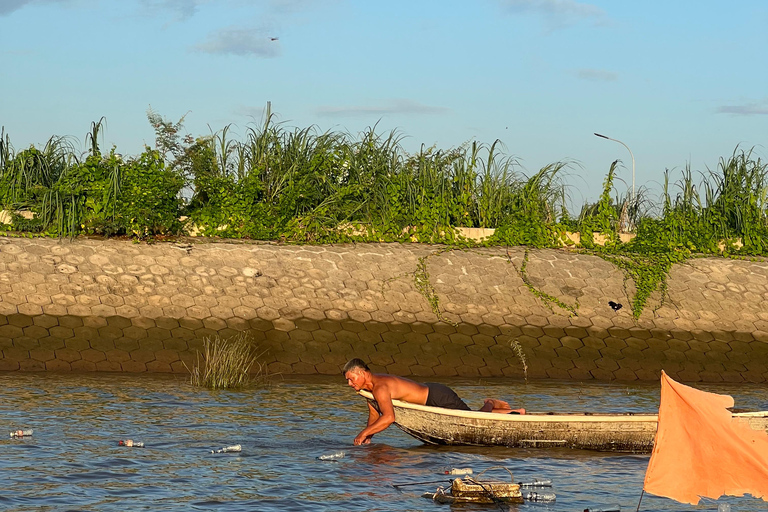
left=717, top=505, right=731, bottom=512
left=583, top=507, right=620, bottom=512
left=520, top=479, right=552, bottom=487
left=10, top=429, right=33, bottom=438
left=317, top=451, right=345, bottom=461
left=525, top=491, right=556, bottom=503
left=211, top=444, right=241, bottom=454
left=118, top=439, right=144, bottom=448
left=445, top=468, right=473, bottom=475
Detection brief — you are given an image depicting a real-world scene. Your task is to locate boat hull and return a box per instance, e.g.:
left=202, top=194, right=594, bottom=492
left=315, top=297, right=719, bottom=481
left=393, top=404, right=658, bottom=452
left=358, top=391, right=768, bottom=453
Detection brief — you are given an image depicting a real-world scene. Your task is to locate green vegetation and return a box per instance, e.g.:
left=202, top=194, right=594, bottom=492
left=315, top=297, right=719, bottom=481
left=511, top=249, right=579, bottom=316
left=186, top=333, right=268, bottom=389
left=1, top=111, right=767, bottom=318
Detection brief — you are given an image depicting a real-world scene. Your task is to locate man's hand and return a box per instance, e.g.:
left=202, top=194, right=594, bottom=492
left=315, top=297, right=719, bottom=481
left=354, top=433, right=373, bottom=445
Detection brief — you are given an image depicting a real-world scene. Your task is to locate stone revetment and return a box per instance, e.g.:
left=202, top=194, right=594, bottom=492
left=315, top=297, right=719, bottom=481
left=0, top=237, right=767, bottom=382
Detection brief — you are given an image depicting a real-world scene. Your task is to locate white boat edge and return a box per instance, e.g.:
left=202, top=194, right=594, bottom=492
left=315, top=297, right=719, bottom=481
left=358, top=390, right=767, bottom=422
left=356, top=390, right=659, bottom=423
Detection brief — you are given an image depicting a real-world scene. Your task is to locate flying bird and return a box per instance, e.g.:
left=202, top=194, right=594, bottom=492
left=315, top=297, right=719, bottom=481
left=270, top=37, right=279, bottom=41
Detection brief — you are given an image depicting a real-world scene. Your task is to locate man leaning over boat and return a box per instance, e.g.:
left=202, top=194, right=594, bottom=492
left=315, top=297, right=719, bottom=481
left=343, top=358, right=524, bottom=445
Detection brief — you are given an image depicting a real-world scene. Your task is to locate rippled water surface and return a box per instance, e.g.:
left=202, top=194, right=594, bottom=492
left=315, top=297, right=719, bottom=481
left=2, top=373, right=767, bottom=511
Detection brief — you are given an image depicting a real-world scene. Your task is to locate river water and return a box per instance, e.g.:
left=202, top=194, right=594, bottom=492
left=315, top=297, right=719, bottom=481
left=1, top=373, right=766, bottom=512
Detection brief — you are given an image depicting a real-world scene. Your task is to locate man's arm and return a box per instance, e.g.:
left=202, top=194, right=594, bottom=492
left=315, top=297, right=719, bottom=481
left=365, top=401, right=379, bottom=427
left=354, top=385, right=396, bottom=445
left=356, top=401, right=380, bottom=445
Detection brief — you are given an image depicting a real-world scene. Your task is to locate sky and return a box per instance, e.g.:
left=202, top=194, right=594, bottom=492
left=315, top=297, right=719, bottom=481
left=1, top=0, right=767, bottom=206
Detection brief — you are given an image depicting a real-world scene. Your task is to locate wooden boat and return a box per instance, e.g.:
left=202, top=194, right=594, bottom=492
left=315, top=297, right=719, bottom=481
left=358, top=390, right=768, bottom=453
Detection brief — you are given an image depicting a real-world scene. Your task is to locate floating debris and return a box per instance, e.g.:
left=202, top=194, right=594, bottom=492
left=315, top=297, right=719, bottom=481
left=445, top=467, right=473, bottom=475
left=118, top=440, right=144, bottom=448
left=423, top=467, right=526, bottom=504
left=317, top=451, right=345, bottom=461
left=10, top=429, right=33, bottom=438
left=211, top=444, right=241, bottom=454
left=520, top=479, right=552, bottom=487
left=525, top=491, right=556, bottom=502
left=423, top=477, right=523, bottom=504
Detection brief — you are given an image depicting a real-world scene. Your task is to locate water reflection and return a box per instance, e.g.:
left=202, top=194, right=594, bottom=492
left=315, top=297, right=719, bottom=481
left=1, top=373, right=766, bottom=511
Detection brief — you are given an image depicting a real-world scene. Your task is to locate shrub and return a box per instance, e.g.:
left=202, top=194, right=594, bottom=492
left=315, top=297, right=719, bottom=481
left=116, top=147, right=184, bottom=238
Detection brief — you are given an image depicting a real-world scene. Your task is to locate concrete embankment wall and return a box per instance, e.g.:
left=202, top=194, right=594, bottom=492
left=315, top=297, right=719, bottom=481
left=0, top=238, right=767, bottom=382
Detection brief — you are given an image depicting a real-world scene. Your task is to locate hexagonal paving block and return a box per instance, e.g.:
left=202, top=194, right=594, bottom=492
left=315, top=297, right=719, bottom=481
left=17, top=303, right=43, bottom=317
left=80, top=349, right=106, bottom=363
left=55, top=348, right=82, bottom=363
left=145, top=361, right=173, bottom=372
left=120, top=360, right=148, bottom=372
left=29, top=347, right=56, bottom=362
left=7, top=314, right=34, bottom=328
left=45, top=359, right=71, bottom=371
left=64, top=338, right=91, bottom=351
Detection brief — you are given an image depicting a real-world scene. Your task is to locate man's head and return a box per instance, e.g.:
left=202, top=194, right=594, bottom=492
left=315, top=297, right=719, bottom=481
left=343, top=358, right=370, bottom=391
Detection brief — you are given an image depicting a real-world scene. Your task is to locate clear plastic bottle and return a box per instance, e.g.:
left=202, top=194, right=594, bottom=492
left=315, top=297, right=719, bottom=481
left=211, top=444, right=241, bottom=454
left=520, top=479, right=552, bottom=487
left=445, top=468, right=473, bottom=475
left=10, top=429, right=33, bottom=438
left=118, top=440, right=144, bottom=448
left=525, top=492, right=557, bottom=503
left=317, top=451, right=345, bottom=460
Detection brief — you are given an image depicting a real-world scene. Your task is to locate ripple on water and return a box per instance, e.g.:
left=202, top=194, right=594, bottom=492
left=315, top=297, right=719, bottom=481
left=1, top=373, right=768, bottom=511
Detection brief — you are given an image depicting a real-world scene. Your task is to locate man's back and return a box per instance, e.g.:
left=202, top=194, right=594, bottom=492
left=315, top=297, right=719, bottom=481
left=370, top=373, right=429, bottom=405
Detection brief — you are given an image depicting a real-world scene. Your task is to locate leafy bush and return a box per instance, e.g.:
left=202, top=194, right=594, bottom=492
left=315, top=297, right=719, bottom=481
left=116, top=148, right=184, bottom=237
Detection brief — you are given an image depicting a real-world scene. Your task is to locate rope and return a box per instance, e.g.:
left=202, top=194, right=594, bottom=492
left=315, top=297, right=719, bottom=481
left=463, top=466, right=516, bottom=512
left=473, top=465, right=515, bottom=483
left=635, top=489, right=645, bottom=512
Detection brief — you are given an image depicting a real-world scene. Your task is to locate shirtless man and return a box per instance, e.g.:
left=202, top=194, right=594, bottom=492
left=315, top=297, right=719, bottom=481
left=343, top=358, right=523, bottom=445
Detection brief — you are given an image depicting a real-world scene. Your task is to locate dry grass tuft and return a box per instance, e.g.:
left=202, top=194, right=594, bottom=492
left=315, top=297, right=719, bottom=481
left=186, top=333, right=269, bottom=389
left=509, top=339, right=529, bottom=384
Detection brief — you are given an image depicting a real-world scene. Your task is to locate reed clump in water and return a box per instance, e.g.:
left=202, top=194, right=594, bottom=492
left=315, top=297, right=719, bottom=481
left=186, top=333, right=268, bottom=389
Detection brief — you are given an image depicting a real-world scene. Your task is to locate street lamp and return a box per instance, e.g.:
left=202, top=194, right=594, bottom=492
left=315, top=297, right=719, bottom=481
left=594, top=133, right=635, bottom=202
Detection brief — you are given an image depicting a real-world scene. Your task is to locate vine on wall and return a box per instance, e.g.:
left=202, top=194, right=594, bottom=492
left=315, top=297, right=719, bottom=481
left=508, top=248, right=579, bottom=317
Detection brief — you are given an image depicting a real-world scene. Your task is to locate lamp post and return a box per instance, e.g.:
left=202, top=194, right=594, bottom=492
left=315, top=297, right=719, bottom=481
left=594, top=133, right=635, bottom=202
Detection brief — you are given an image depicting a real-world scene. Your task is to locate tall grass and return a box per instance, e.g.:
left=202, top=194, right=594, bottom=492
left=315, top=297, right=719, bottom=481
left=2, top=114, right=767, bottom=254
left=636, top=148, right=768, bottom=252
left=186, top=333, right=268, bottom=389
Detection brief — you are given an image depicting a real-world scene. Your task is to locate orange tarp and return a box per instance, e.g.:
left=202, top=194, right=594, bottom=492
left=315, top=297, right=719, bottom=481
left=644, top=371, right=768, bottom=505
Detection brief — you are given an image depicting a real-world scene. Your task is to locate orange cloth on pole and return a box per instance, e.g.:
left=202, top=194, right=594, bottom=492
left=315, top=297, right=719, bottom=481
left=643, top=371, right=768, bottom=505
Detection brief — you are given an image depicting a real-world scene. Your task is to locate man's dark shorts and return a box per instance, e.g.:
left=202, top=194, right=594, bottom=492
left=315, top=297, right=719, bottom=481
left=424, top=382, right=470, bottom=410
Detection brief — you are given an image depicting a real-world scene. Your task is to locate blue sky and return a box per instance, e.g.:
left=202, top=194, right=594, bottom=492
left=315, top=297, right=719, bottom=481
left=1, top=0, right=766, bottom=205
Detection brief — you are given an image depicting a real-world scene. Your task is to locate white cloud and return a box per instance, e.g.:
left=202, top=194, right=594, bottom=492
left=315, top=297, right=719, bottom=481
left=716, top=101, right=768, bottom=116
left=140, top=0, right=208, bottom=21
left=0, top=0, right=71, bottom=16
left=0, top=0, right=28, bottom=15
left=189, top=1, right=332, bottom=56
left=571, top=68, right=618, bottom=82
left=497, top=0, right=607, bottom=29
left=316, top=99, right=450, bottom=118
left=195, top=26, right=281, bottom=57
